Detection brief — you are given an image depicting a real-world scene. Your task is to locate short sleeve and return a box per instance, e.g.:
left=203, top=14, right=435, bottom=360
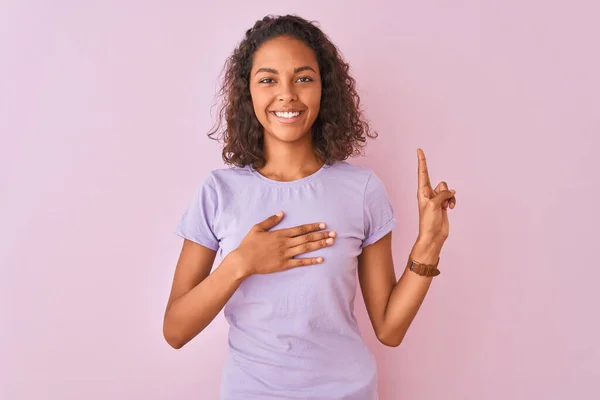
left=174, top=174, right=219, bottom=251
left=361, top=171, right=398, bottom=248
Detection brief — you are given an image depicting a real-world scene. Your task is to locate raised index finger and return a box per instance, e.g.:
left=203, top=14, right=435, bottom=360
left=417, top=148, right=431, bottom=189
left=278, top=222, right=326, bottom=238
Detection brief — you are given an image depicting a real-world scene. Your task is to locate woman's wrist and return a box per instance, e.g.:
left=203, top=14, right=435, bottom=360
left=223, top=250, right=253, bottom=282
left=411, top=237, right=443, bottom=265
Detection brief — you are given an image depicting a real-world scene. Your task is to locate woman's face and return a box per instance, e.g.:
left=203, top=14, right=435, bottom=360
left=249, top=35, right=322, bottom=145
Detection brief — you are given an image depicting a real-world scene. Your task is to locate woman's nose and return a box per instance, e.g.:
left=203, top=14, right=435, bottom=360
left=277, top=83, right=298, bottom=102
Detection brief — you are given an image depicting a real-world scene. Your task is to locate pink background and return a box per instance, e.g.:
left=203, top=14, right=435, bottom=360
left=2, top=1, right=598, bottom=399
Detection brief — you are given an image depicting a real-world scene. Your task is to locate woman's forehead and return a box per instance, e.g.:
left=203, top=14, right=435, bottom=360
left=252, top=37, right=319, bottom=73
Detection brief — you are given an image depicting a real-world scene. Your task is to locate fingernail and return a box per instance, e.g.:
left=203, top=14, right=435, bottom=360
left=319, top=223, right=326, bottom=229
left=276, top=211, right=283, bottom=217
left=326, top=238, right=334, bottom=244
left=329, top=231, right=336, bottom=237
left=451, top=190, right=456, bottom=194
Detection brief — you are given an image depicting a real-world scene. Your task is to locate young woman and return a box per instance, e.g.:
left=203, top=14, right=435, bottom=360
left=163, top=14, right=457, bottom=400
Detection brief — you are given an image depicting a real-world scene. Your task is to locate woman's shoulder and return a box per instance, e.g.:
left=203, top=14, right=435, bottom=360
left=210, top=164, right=251, bottom=180
left=328, top=160, right=378, bottom=182
left=186, top=165, right=252, bottom=197
left=199, top=164, right=251, bottom=184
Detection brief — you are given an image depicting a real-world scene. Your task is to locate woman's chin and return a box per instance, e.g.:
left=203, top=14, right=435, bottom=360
left=267, top=128, right=310, bottom=143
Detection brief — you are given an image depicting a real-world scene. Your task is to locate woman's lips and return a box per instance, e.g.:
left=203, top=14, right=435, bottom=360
left=270, top=111, right=304, bottom=124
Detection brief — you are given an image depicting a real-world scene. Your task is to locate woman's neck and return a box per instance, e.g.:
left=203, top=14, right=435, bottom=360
left=258, top=143, right=323, bottom=182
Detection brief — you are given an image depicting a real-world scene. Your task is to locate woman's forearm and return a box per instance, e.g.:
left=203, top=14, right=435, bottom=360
left=163, top=251, right=248, bottom=349
left=380, top=239, right=442, bottom=347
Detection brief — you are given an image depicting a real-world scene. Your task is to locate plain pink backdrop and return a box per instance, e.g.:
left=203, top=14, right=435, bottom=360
left=1, top=1, right=598, bottom=399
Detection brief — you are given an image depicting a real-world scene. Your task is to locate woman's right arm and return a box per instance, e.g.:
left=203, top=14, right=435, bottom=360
left=162, top=239, right=248, bottom=349
left=163, top=212, right=335, bottom=349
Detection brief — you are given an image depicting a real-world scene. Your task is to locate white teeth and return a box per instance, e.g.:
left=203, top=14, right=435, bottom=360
left=274, top=111, right=301, bottom=118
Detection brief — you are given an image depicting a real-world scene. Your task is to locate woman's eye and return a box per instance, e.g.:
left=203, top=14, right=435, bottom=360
left=258, top=77, right=313, bottom=84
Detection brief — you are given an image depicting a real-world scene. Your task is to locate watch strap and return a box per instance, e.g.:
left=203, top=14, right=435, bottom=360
left=409, top=257, right=440, bottom=277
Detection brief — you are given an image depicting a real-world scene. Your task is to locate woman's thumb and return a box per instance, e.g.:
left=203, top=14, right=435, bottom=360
left=434, top=190, right=455, bottom=207
left=256, top=211, right=284, bottom=231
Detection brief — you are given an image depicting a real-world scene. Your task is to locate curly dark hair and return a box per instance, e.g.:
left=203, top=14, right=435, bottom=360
left=207, top=14, right=377, bottom=169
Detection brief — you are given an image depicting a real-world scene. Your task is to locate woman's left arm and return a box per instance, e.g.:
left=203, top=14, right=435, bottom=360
left=358, top=148, right=457, bottom=347
left=358, top=234, right=442, bottom=347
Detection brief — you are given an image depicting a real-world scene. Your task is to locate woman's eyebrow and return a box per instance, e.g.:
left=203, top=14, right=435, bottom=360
left=254, top=66, right=317, bottom=75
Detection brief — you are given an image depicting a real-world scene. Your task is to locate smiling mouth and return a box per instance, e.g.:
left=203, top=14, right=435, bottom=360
left=270, top=110, right=305, bottom=123
left=270, top=110, right=304, bottom=119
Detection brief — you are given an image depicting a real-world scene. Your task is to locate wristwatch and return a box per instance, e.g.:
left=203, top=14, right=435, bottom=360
left=409, top=257, right=440, bottom=277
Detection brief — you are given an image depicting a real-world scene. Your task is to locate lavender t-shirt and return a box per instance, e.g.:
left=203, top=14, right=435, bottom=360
left=175, top=160, right=397, bottom=400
